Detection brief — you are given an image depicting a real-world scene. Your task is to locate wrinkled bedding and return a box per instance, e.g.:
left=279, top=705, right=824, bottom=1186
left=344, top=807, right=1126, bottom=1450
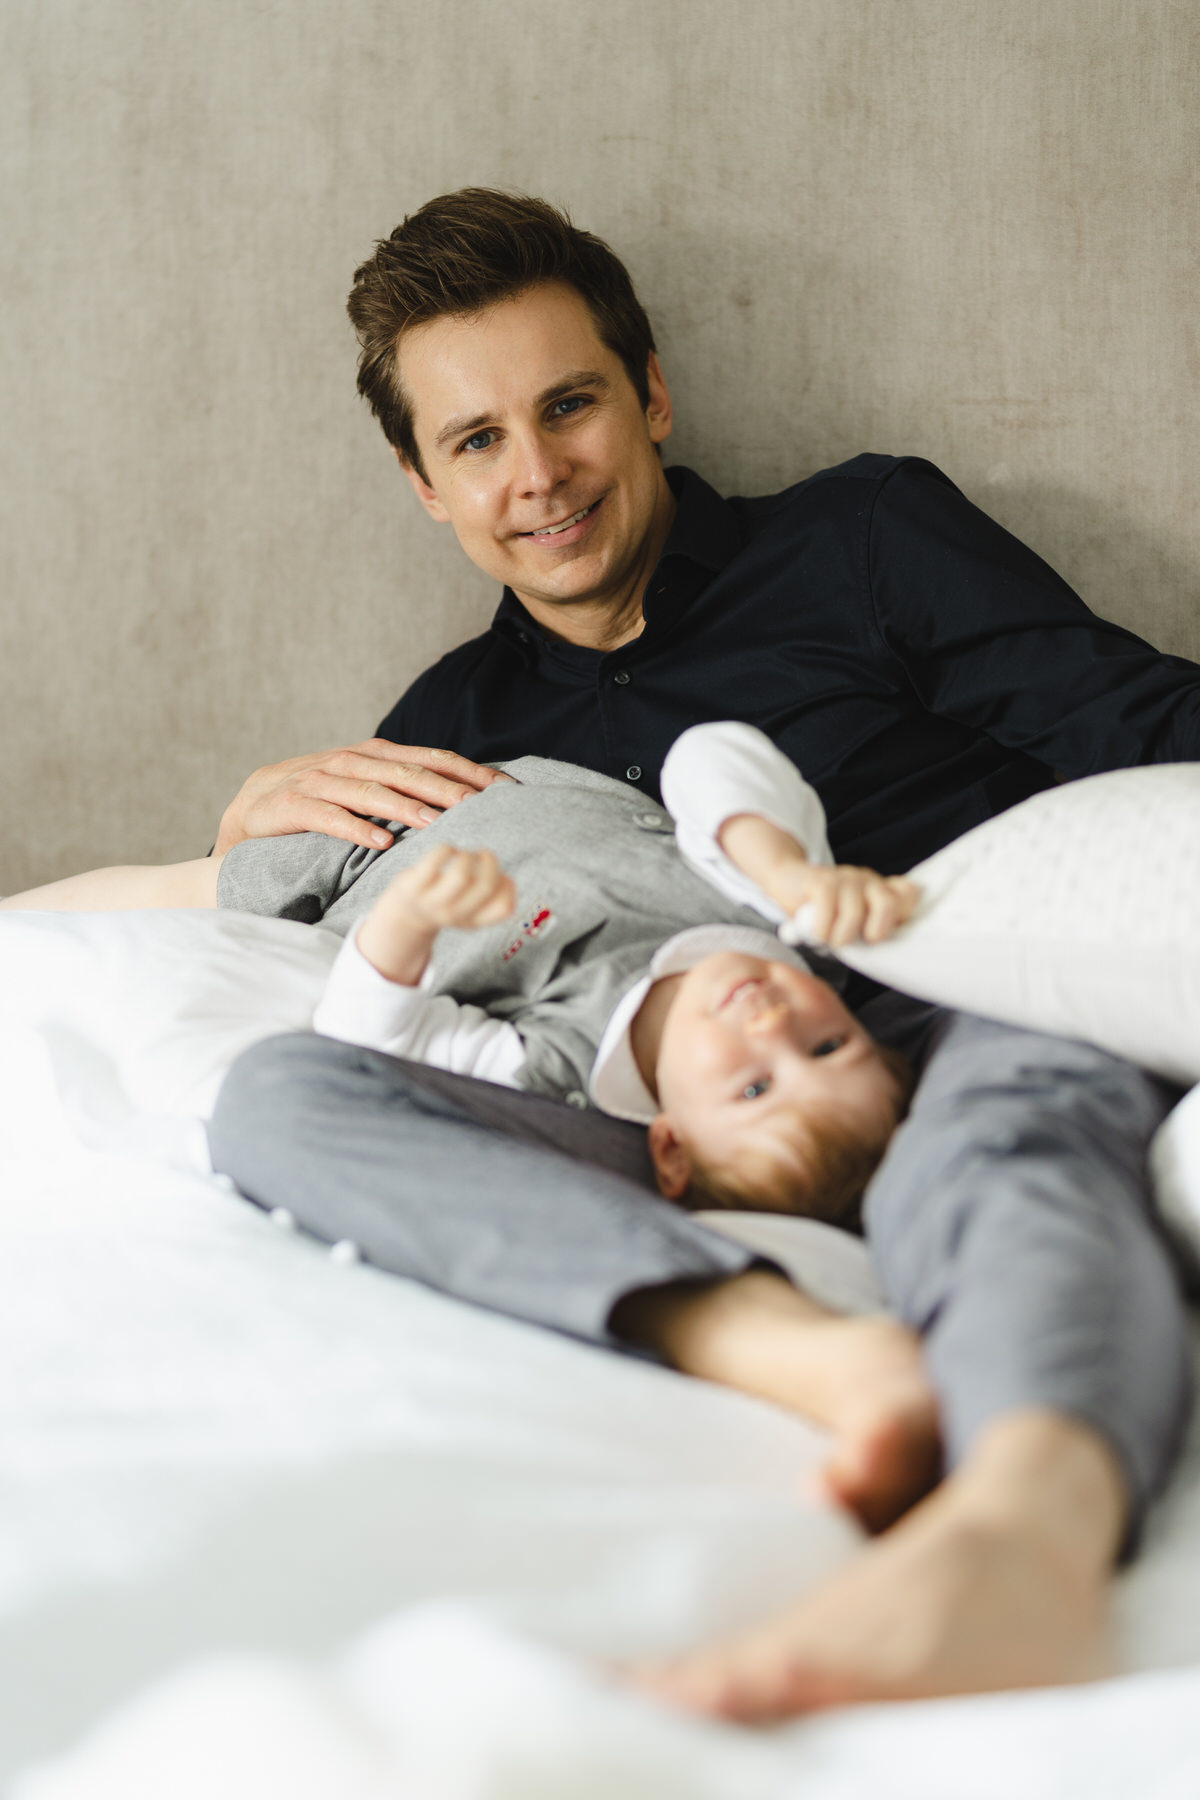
left=2, top=909, right=1200, bottom=1796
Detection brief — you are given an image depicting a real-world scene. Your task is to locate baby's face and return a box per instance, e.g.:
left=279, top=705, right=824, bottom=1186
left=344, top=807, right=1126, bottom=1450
left=653, top=952, right=903, bottom=1209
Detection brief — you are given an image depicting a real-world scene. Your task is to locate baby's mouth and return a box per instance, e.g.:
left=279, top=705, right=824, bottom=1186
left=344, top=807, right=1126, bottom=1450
left=717, top=976, right=766, bottom=1013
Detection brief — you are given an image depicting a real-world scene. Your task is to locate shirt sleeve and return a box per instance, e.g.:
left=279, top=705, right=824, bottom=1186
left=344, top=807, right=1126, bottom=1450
left=660, top=720, right=834, bottom=925
left=312, top=930, right=526, bottom=1087
left=870, top=459, right=1200, bottom=773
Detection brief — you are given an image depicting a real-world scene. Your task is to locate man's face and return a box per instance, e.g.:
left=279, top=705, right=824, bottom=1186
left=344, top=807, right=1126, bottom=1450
left=396, top=283, right=675, bottom=630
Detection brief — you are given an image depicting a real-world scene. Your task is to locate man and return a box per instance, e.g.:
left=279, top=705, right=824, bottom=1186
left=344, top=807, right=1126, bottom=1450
left=209, top=190, right=1197, bottom=1718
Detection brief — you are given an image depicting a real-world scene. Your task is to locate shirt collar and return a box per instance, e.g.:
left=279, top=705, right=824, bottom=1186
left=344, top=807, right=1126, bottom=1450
left=658, top=464, right=742, bottom=576
left=491, top=466, right=743, bottom=663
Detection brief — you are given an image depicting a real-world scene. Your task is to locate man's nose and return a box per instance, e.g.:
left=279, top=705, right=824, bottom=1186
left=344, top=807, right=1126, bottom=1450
left=513, top=428, right=572, bottom=496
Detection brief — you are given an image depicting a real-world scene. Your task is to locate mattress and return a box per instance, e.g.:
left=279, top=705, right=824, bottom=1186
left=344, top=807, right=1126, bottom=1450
left=2, top=910, right=1199, bottom=1796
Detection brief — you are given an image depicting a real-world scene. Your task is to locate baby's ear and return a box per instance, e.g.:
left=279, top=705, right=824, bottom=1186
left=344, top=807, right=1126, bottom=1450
left=648, top=1116, right=692, bottom=1200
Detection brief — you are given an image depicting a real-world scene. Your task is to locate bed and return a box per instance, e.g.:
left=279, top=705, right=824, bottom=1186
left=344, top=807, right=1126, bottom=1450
left=5, top=769, right=1200, bottom=1797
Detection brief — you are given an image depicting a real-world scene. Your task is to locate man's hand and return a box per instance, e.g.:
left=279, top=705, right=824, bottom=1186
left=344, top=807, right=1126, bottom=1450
left=356, top=846, right=516, bottom=986
left=214, top=740, right=513, bottom=857
left=718, top=813, right=918, bottom=948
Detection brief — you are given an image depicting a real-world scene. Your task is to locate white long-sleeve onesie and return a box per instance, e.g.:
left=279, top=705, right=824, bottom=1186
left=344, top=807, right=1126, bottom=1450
left=311, top=722, right=832, bottom=1116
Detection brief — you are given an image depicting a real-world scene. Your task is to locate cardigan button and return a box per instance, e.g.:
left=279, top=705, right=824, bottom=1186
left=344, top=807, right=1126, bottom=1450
left=613, top=669, right=631, bottom=686
left=565, top=1090, right=588, bottom=1109
left=625, top=765, right=642, bottom=782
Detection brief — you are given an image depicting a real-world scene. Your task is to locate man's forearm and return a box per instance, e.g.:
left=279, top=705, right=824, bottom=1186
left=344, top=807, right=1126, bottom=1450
left=1, top=856, right=221, bottom=912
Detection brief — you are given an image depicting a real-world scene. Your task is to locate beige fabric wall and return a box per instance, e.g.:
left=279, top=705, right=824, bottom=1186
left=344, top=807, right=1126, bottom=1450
left=2, top=0, right=1197, bottom=887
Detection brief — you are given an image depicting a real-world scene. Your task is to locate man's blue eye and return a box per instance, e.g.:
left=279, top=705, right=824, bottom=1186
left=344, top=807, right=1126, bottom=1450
left=741, top=1078, right=772, bottom=1100
left=812, top=1038, right=844, bottom=1058
left=463, top=430, right=495, bottom=452
left=552, top=396, right=587, bottom=417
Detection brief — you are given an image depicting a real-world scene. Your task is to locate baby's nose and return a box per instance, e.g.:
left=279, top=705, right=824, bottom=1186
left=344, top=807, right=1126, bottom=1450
left=742, top=996, right=792, bottom=1035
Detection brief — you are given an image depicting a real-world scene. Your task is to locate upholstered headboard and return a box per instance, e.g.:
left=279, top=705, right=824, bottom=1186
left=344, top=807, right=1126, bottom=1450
left=3, top=0, right=1196, bottom=888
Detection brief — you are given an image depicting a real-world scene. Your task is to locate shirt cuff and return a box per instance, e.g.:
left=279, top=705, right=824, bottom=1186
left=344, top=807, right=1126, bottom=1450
left=312, top=928, right=436, bottom=1045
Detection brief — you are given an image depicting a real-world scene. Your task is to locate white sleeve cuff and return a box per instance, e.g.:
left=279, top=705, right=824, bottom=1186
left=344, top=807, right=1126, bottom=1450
left=312, top=930, right=526, bottom=1087
left=660, top=721, right=833, bottom=923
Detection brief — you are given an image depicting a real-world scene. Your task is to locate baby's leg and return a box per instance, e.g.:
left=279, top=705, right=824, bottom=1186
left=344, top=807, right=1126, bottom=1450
left=613, top=1271, right=941, bottom=1533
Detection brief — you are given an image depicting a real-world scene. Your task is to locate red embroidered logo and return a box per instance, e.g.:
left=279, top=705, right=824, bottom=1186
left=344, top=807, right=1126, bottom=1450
left=502, top=905, right=553, bottom=962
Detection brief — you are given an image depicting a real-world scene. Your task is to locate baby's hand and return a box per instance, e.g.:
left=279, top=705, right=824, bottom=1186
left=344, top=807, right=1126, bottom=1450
left=718, top=813, right=918, bottom=948
left=776, top=860, right=920, bottom=948
left=356, top=845, right=515, bottom=985
left=383, top=844, right=516, bottom=933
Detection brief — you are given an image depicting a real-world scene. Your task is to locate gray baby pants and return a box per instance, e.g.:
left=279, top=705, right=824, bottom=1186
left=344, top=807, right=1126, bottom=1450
left=207, top=1000, right=1193, bottom=1544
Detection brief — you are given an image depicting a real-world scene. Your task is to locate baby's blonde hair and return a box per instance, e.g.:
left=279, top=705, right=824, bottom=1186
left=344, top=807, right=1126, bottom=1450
left=681, top=1046, right=914, bottom=1228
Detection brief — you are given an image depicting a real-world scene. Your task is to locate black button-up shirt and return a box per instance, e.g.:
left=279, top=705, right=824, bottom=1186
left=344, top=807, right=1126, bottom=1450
left=377, top=456, right=1200, bottom=873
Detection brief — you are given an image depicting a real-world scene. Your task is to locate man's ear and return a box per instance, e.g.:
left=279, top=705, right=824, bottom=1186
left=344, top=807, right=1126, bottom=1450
left=644, top=352, right=673, bottom=448
left=393, top=446, right=451, bottom=523
left=648, top=1114, right=692, bottom=1200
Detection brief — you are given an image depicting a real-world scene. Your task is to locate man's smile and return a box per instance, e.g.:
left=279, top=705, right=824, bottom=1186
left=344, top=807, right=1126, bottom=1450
left=516, top=495, right=605, bottom=544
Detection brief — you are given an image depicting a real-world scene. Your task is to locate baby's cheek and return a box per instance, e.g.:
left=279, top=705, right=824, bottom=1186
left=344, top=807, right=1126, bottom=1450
left=661, top=1024, right=742, bottom=1104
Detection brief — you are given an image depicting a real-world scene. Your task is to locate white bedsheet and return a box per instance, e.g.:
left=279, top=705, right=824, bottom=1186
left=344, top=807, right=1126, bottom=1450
left=2, top=911, right=1200, bottom=1794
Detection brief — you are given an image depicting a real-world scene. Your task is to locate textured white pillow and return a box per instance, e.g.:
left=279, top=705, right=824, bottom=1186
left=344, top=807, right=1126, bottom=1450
left=829, top=765, right=1200, bottom=1087
left=0, top=909, right=341, bottom=1143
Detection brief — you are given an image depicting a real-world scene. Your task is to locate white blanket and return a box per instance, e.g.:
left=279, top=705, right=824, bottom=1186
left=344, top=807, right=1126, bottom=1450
left=3, top=910, right=1200, bottom=1797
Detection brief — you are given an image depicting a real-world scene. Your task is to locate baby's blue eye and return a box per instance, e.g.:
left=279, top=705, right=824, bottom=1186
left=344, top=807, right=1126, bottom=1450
left=812, top=1037, right=845, bottom=1058
left=741, top=1078, right=772, bottom=1100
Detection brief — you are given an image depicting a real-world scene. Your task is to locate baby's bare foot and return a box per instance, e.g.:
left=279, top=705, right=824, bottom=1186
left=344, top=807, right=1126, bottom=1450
left=744, top=1312, right=941, bottom=1532
left=612, top=1274, right=940, bottom=1533
left=804, top=1317, right=941, bottom=1531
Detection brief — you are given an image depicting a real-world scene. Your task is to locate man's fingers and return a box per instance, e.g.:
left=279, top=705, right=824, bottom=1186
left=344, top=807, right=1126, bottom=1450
left=352, top=740, right=513, bottom=793
left=216, top=740, right=514, bottom=853
left=265, top=795, right=397, bottom=850
left=304, top=757, right=485, bottom=818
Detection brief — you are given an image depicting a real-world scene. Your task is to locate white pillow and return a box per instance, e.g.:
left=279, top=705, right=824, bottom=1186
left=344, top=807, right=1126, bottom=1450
left=0, top=910, right=341, bottom=1147
left=829, top=764, right=1200, bottom=1087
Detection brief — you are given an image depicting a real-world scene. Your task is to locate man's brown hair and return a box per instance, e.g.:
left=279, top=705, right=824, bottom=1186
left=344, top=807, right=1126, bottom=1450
left=346, top=188, right=657, bottom=482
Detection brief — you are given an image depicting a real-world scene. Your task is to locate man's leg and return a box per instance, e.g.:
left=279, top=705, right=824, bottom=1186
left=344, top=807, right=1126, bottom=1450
left=633, top=1016, right=1193, bottom=1716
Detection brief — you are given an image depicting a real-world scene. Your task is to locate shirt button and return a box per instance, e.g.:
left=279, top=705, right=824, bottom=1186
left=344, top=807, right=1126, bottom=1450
left=565, top=1090, right=588, bottom=1109
left=517, top=630, right=529, bottom=646
left=613, top=670, right=631, bottom=686
left=625, top=765, right=642, bottom=782
left=329, top=1239, right=362, bottom=1266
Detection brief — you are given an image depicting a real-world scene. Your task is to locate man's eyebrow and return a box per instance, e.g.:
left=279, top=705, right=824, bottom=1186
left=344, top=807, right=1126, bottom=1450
left=433, top=371, right=611, bottom=453
left=535, top=370, right=610, bottom=406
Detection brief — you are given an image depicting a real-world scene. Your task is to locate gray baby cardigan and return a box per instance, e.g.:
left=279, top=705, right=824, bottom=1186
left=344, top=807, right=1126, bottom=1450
left=217, top=756, right=774, bottom=1100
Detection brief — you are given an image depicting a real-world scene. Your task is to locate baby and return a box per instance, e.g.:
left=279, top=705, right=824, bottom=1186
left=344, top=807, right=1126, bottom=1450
left=2, top=722, right=918, bottom=1223
left=301, top=720, right=919, bottom=1221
